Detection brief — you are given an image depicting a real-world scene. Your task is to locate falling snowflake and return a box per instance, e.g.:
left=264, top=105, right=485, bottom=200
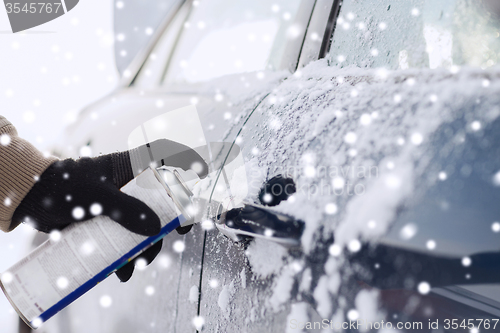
left=332, top=177, right=345, bottom=189
left=99, top=295, right=112, bottom=308
left=72, top=207, right=85, bottom=220
left=461, top=257, right=472, bottom=267
left=1, top=272, right=13, bottom=284
left=3, top=197, right=11, bottom=207
left=173, top=240, right=185, bottom=253
left=344, top=132, right=357, bottom=144
left=324, top=203, right=338, bottom=215
left=400, top=223, right=417, bottom=240
left=426, top=240, right=436, bottom=250
left=79, top=146, right=92, bottom=157
left=291, top=261, right=303, bottom=272
left=492, top=222, right=500, bottom=233
left=492, top=171, right=500, bottom=186
left=450, top=65, right=460, bottom=74
left=0, top=134, right=11, bottom=146
left=418, top=282, right=431, bottom=294
left=471, top=121, right=481, bottom=131
left=287, top=24, right=302, bottom=39
left=23, top=111, right=36, bottom=123
left=192, top=316, right=205, bottom=330
left=269, top=118, right=282, bottom=130
left=157, top=254, right=172, bottom=269
left=213, top=93, right=224, bottom=102
left=201, top=219, right=214, bottom=230
left=438, top=171, right=447, bottom=181
left=385, top=175, right=401, bottom=189
left=31, top=318, right=43, bottom=329
left=348, top=239, right=361, bottom=252
left=80, top=241, right=95, bottom=256
left=90, top=203, right=103, bottom=216
left=209, top=279, right=219, bottom=288
left=411, top=133, right=423, bottom=145
left=135, top=258, right=148, bottom=270
left=56, top=276, right=69, bottom=289
left=262, top=193, right=273, bottom=203
left=359, top=113, right=372, bottom=126
left=328, top=244, right=342, bottom=257
left=347, top=309, right=359, bottom=320
left=375, top=68, right=389, bottom=80
left=304, top=165, right=316, bottom=178
left=145, top=286, right=155, bottom=296
left=155, top=99, right=164, bottom=108
left=50, top=230, right=62, bottom=242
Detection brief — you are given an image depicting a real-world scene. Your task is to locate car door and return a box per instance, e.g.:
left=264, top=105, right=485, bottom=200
left=211, top=0, right=500, bottom=331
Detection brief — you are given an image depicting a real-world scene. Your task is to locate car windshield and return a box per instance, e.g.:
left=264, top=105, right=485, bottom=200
left=163, top=0, right=303, bottom=84
left=329, top=0, right=500, bottom=69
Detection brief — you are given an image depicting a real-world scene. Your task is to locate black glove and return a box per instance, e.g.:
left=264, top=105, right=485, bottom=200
left=13, top=139, right=208, bottom=282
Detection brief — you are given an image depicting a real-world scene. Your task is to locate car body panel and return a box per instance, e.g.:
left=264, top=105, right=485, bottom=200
left=224, top=61, right=500, bottom=326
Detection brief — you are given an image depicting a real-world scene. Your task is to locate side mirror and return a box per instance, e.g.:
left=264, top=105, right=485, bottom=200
left=113, top=0, right=179, bottom=76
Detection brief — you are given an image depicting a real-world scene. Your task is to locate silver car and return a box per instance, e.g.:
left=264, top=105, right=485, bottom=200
left=32, top=0, right=500, bottom=332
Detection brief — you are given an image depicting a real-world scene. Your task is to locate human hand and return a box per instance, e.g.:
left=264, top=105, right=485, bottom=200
left=13, top=140, right=208, bottom=281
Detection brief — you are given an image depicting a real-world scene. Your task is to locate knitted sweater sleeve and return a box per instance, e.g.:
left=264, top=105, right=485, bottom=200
left=0, top=116, right=58, bottom=232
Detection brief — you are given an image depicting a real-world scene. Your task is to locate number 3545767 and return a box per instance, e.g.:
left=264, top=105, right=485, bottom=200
left=5, top=3, right=62, bottom=14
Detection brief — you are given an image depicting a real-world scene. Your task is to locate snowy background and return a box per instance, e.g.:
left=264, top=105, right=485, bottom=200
left=0, top=1, right=118, bottom=331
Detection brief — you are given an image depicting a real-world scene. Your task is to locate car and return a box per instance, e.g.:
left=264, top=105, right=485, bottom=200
left=30, top=0, right=500, bottom=332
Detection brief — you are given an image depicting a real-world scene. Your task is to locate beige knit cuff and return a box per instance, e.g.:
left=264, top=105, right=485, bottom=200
left=0, top=117, right=58, bottom=232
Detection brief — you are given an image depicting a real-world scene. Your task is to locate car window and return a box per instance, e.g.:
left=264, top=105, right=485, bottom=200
left=163, top=0, right=304, bottom=84
left=328, top=0, right=500, bottom=69
left=133, top=1, right=191, bottom=88
left=114, top=0, right=178, bottom=75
